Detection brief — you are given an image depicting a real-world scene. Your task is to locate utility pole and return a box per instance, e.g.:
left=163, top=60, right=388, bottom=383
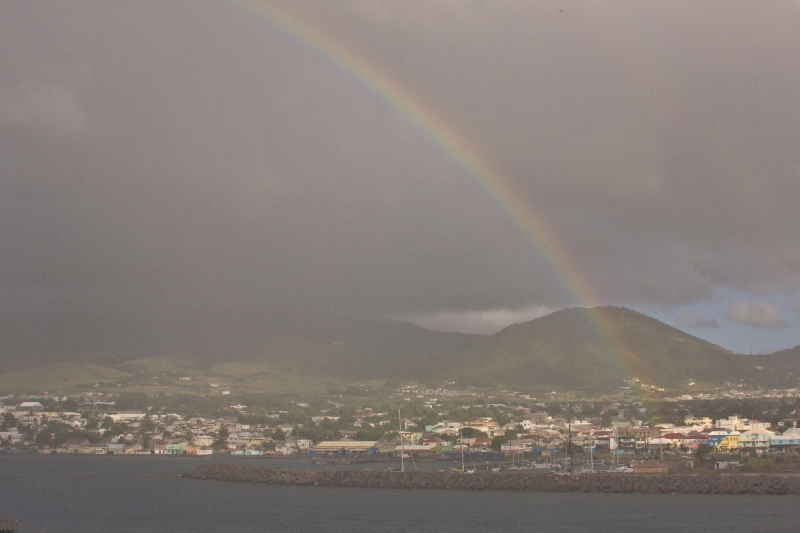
left=399, top=408, right=404, bottom=473
left=460, top=427, right=465, bottom=473
left=567, top=401, right=573, bottom=474
left=612, top=415, right=619, bottom=468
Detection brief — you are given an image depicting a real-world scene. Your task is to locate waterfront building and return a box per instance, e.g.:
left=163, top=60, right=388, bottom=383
left=770, top=427, right=800, bottom=448
left=739, top=428, right=776, bottom=451
left=106, top=443, right=126, bottom=454
left=165, top=442, right=188, bottom=454
left=312, top=441, right=379, bottom=454
left=707, top=430, right=740, bottom=452
left=150, top=439, right=166, bottom=455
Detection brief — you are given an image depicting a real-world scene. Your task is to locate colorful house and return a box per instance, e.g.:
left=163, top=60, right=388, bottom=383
left=165, top=441, right=187, bottom=454
left=707, top=430, right=739, bottom=452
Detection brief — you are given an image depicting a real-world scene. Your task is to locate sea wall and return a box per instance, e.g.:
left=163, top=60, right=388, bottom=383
left=181, top=465, right=800, bottom=495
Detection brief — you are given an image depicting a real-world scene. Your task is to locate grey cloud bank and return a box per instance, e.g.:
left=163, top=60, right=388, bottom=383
left=725, top=301, right=788, bottom=329
left=675, top=313, right=719, bottom=330
left=1, top=1, right=799, bottom=354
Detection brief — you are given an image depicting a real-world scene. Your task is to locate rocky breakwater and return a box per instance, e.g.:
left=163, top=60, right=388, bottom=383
left=181, top=465, right=800, bottom=494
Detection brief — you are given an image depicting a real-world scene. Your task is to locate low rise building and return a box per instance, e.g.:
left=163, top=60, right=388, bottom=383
left=617, top=427, right=659, bottom=451
left=150, top=439, right=166, bottom=455
left=106, top=443, right=126, bottom=454
left=708, top=430, right=740, bottom=452
left=526, top=411, right=551, bottom=424
left=165, top=442, right=188, bottom=454
left=288, top=439, right=313, bottom=450
left=739, top=428, right=775, bottom=451
left=19, top=401, right=44, bottom=412
left=684, top=417, right=712, bottom=428
left=59, top=438, right=90, bottom=453
left=105, top=413, right=147, bottom=423
left=770, top=428, right=800, bottom=448
left=313, top=440, right=378, bottom=454
left=0, top=431, right=22, bottom=444
left=192, top=435, right=214, bottom=447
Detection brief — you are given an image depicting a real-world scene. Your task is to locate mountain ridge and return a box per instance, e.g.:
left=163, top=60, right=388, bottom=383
left=1, top=306, right=794, bottom=393
left=426, top=307, right=758, bottom=390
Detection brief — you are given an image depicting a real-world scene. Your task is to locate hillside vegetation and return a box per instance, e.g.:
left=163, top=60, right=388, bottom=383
left=752, top=345, right=800, bottom=374
left=0, top=307, right=791, bottom=394
left=439, top=307, right=758, bottom=390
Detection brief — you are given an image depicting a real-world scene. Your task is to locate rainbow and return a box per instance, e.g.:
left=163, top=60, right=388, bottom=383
left=232, top=0, right=646, bottom=384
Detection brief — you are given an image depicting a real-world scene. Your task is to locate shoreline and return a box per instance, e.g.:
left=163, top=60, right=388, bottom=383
left=181, top=464, right=800, bottom=494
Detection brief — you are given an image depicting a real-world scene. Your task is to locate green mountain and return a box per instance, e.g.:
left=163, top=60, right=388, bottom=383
left=434, top=307, right=759, bottom=391
left=1, top=305, right=789, bottom=394
left=0, top=310, right=484, bottom=387
left=219, top=315, right=486, bottom=380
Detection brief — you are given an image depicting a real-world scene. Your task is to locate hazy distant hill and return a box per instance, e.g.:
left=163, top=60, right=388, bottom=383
left=0, top=308, right=487, bottom=393
left=215, top=315, right=486, bottom=381
left=270, top=315, right=485, bottom=379
left=0, top=309, right=484, bottom=379
left=434, top=307, right=758, bottom=391
left=752, top=345, right=800, bottom=373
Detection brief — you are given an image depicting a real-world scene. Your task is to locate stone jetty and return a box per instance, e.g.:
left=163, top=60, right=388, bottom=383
left=182, top=465, right=800, bottom=494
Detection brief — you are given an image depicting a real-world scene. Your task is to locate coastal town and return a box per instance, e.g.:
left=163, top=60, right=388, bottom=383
left=3, top=385, right=800, bottom=472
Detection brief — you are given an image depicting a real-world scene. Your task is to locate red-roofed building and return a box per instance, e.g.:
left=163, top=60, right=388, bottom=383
left=682, top=432, right=708, bottom=449
left=660, top=432, right=688, bottom=448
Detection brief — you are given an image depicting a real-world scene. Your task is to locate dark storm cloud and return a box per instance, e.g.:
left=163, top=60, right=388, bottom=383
left=1, top=0, right=799, bottom=337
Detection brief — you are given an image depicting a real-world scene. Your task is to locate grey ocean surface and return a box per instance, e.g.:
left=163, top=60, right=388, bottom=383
left=1, top=456, right=798, bottom=532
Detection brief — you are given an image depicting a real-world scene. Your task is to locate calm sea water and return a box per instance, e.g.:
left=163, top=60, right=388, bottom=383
left=1, top=455, right=798, bottom=532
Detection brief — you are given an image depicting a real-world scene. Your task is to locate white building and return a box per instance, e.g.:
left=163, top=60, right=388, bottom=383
left=289, top=439, right=313, bottom=450
left=0, top=431, right=22, bottom=444
left=684, top=417, right=712, bottom=428
left=19, top=402, right=44, bottom=412
left=716, top=415, right=746, bottom=431
left=105, top=413, right=147, bottom=422
left=313, top=441, right=378, bottom=453
left=193, top=435, right=214, bottom=447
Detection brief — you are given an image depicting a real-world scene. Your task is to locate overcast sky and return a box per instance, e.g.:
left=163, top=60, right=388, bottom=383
left=1, top=0, right=799, bottom=354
